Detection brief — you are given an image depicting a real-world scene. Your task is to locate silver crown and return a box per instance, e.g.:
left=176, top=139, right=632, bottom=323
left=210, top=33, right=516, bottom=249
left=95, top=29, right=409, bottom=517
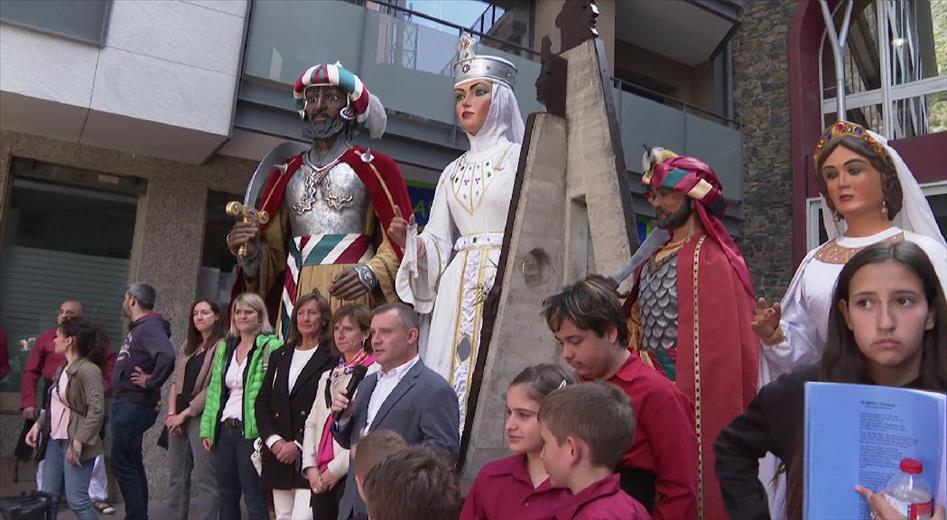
left=452, top=33, right=517, bottom=89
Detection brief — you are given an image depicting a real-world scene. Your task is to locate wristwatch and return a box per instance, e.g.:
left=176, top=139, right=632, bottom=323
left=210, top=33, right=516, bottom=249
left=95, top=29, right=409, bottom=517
left=353, top=264, right=378, bottom=290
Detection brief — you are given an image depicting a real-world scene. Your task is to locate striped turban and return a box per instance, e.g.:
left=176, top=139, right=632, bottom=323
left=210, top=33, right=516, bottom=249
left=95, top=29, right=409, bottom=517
left=642, top=151, right=754, bottom=296
left=293, top=62, right=385, bottom=138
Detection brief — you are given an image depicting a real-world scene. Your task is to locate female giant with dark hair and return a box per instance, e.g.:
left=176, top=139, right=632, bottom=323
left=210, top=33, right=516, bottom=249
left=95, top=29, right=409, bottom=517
left=715, top=241, right=947, bottom=519
left=750, top=121, right=947, bottom=517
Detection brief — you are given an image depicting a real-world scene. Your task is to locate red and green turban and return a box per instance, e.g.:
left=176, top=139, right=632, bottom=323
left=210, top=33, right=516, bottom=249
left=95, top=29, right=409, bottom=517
left=293, top=63, right=372, bottom=125
left=645, top=154, right=755, bottom=296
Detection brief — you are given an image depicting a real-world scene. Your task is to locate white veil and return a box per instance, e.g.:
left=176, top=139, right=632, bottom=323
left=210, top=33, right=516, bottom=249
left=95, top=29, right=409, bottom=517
left=819, top=128, right=946, bottom=248
left=464, top=80, right=525, bottom=153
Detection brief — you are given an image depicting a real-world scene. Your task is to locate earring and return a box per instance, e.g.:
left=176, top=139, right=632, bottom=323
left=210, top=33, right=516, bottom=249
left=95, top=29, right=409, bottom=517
left=881, top=200, right=888, bottom=217
left=340, top=105, right=355, bottom=121
left=833, top=211, right=842, bottom=223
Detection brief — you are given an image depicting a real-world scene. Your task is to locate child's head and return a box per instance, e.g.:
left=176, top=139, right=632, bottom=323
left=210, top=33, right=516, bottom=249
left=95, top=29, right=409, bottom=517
left=537, top=382, right=635, bottom=489
left=822, top=241, right=947, bottom=390
left=506, top=364, right=578, bottom=455
left=363, top=446, right=461, bottom=520
left=353, top=429, right=407, bottom=502
left=542, top=275, right=629, bottom=380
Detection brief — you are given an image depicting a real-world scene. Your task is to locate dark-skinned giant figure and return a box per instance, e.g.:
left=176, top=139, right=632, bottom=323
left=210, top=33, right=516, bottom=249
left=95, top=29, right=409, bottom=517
left=227, top=63, right=412, bottom=337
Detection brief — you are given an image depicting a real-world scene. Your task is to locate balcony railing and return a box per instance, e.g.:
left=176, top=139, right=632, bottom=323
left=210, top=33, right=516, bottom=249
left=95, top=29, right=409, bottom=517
left=242, top=0, right=744, bottom=198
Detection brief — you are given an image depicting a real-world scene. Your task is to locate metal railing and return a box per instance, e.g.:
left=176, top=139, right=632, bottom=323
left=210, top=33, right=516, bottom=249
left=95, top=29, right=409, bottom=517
left=349, top=0, right=540, bottom=59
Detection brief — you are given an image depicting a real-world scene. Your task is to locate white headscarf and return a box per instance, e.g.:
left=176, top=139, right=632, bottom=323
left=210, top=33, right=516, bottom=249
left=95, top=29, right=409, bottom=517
left=463, top=80, right=525, bottom=153
left=819, top=128, right=946, bottom=248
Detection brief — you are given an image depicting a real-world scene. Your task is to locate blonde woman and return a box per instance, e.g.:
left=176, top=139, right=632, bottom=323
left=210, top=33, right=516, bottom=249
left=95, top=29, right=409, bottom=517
left=200, top=293, right=281, bottom=520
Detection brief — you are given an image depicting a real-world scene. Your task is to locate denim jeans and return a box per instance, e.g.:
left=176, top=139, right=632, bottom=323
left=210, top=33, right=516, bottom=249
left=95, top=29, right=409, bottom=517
left=111, top=402, right=158, bottom=520
left=214, top=423, right=268, bottom=520
left=43, top=438, right=98, bottom=520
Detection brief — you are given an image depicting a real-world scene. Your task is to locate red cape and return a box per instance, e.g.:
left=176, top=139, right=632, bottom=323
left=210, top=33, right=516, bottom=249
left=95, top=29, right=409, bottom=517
left=625, top=233, right=758, bottom=519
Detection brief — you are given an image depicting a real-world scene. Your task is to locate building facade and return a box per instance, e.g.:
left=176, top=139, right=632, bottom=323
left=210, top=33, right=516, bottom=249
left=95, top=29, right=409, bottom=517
left=1, top=0, right=943, bottom=499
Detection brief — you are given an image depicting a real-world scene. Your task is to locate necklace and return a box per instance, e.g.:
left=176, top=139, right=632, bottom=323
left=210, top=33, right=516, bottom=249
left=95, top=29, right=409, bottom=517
left=814, top=232, right=905, bottom=264
left=292, top=150, right=353, bottom=214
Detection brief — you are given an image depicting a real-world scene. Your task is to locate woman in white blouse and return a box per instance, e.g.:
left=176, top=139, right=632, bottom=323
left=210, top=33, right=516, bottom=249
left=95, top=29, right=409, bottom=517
left=301, top=303, right=379, bottom=519
left=255, top=291, right=337, bottom=520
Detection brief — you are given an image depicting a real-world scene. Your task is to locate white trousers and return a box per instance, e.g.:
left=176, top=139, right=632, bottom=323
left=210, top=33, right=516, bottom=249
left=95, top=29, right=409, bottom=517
left=36, top=454, right=108, bottom=501
left=272, top=488, right=313, bottom=520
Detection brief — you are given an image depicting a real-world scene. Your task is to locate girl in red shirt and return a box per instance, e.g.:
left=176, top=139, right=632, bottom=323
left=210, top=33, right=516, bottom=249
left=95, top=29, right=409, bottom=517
left=461, top=364, right=577, bottom=519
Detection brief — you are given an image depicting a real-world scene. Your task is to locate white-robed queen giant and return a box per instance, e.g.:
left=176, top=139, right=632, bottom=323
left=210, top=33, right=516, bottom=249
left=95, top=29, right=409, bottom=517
left=394, top=34, right=524, bottom=428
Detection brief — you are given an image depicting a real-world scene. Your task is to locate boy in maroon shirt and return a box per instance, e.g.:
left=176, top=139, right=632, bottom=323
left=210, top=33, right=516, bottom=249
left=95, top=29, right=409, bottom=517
left=538, top=382, right=649, bottom=519
left=542, top=276, right=697, bottom=520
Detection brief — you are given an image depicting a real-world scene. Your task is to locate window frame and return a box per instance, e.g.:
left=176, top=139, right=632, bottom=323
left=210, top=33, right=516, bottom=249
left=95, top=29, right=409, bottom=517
left=818, top=0, right=947, bottom=138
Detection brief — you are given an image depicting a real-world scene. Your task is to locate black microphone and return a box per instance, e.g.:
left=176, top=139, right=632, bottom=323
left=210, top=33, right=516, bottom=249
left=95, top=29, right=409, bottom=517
left=332, top=364, right=369, bottom=421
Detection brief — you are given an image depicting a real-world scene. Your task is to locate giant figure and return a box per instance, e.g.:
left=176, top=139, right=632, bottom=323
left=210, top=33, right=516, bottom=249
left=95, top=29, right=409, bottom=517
left=389, top=35, right=525, bottom=430
left=625, top=149, right=759, bottom=520
left=227, top=63, right=412, bottom=337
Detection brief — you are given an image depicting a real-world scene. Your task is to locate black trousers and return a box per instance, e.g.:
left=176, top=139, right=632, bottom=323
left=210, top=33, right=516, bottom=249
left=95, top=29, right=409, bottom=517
left=311, top=477, right=345, bottom=519
left=618, top=465, right=657, bottom=513
left=214, top=423, right=268, bottom=520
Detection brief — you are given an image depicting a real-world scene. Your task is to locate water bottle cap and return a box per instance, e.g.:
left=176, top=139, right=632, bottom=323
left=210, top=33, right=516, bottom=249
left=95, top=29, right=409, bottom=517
left=900, top=458, right=923, bottom=474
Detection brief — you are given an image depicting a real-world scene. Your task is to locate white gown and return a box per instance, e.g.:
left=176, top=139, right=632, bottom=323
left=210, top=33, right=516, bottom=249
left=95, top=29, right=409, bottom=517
left=760, top=226, right=947, bottom=385
left=396, top=138, right=521, bottom=428
left=758, top=225, right=946, bottom=519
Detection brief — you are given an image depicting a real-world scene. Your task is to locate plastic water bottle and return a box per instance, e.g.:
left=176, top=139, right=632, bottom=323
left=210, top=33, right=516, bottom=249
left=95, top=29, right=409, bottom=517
left=883, top=458, right=934, bottom=520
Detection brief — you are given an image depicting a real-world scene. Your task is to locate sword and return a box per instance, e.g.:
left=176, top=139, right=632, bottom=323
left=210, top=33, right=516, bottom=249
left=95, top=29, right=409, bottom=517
left=610, top=227, right=670, bottom=284
left=226, top=141, right=309, bottom=258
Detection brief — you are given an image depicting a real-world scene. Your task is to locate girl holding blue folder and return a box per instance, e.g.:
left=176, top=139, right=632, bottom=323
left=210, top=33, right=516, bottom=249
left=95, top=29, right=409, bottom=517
left=714, top=240, right=947, bottom=520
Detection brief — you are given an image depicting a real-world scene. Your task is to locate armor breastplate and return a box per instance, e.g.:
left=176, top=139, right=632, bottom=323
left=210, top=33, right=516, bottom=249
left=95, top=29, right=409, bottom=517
left=285, top=160, right=369, bottom=237
left=639, top=252, right=679, bottom=352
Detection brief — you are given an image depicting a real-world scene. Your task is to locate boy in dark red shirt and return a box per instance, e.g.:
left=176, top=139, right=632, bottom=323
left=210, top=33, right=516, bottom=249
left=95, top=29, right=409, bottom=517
left=542, top=276, right=697, bottom=520
left=538, top=382, right=649, bottom=520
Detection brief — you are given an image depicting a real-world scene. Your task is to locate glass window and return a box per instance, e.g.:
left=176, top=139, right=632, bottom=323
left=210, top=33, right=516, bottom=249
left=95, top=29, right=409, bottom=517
left=820, top=0, right=946, bottom=138
left=0, top=0, right=111, bottom=47
left=1, top=166, right=138, bottom=393
left=892, top=91, right=947, bottom=137
left=886, top=0, right=943, bottom=85
left=822, top=1, right=879, bottom=99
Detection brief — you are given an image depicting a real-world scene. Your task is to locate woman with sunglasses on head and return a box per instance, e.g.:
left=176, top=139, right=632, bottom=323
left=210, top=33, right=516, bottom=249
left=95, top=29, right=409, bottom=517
left=200, top=292, right=282, bottom=520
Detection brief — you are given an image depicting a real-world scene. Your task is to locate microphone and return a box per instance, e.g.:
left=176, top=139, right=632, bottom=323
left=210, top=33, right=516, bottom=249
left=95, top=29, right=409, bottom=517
left=332, top=364, right=369, bottom=421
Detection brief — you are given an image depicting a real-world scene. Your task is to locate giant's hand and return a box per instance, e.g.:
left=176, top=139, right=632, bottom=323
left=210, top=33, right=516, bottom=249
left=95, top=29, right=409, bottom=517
left=386, top=205, right=415, bottom=250
left=331, top=268, right=370, bottom=300
left=752, top=297, right=782, bottom=344
left=227, top=221, right=260, bottom=258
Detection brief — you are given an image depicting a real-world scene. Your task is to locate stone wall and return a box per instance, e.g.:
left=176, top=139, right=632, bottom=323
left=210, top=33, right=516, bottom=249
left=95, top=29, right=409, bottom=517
left=730, top=0, right=798, bottom=303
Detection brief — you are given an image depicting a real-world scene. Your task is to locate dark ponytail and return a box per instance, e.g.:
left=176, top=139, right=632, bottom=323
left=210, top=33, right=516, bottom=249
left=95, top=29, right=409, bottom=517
left=59, top=317, right=110, bottom=369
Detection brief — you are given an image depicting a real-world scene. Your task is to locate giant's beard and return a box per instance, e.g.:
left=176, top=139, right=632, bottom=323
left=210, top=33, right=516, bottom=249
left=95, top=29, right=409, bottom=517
left=303, top=117, right=347, bottom=140
left=655, top=200, right=693, bottom=230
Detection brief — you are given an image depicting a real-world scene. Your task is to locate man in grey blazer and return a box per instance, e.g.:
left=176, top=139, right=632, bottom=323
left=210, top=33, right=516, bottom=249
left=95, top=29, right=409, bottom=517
left=332, top=303, right=460, bottom=520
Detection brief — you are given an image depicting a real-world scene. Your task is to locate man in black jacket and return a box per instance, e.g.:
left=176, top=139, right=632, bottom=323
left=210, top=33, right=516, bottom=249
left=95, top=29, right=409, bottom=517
left=111, top=282, right=175, bottom=520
